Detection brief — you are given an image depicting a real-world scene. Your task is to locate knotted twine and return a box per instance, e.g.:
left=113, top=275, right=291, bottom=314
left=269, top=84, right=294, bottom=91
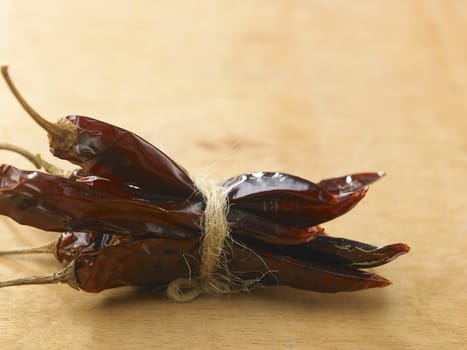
left=165, top=176, right=235, bottom=302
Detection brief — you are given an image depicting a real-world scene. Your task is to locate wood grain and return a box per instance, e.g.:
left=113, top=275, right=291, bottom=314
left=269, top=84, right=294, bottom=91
left=0, top=1, right=466, bottom=349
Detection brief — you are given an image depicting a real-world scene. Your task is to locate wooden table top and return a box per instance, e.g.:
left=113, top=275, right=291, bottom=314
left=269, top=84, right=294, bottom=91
left=0, top=1, right=465, bottom=349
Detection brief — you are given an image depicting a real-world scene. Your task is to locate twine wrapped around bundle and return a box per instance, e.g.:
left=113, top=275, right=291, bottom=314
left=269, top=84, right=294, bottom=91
left=166, top=177, right=234, bottom=302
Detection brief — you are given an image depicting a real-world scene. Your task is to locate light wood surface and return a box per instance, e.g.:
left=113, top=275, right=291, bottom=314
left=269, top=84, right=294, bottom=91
left=0, top=1, right=466, bottom=349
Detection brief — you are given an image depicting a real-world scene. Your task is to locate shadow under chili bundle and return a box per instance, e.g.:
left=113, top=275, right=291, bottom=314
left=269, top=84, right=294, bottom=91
left=0, top=66, right=409, bottom=302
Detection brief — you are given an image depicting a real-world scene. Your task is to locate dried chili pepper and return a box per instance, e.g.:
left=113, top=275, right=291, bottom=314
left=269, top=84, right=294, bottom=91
left=0, top=66, right=409, bottom=300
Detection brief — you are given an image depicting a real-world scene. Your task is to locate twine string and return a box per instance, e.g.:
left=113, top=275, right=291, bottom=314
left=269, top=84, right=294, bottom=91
left=166, top=177, right=232, bottom=302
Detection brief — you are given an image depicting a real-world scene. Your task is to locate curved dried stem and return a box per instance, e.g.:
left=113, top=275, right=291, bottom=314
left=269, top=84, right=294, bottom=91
left=0, top=143, right=66, bottom=176
left=0, top=241, right=56, bottom=256
left=0, top=261, right=78, bottom=290
left=0, top=143, right=42, bottom=168
left=1, top=66, right=77, bottom=151
left=1, top=66, right=60, bottom=136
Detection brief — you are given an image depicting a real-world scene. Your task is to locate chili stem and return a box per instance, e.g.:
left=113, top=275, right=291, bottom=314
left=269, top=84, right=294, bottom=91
left=0, top=241, right=56, bottom=255
left=0, top=66, right=77, bottom=151
left=1, top=66, right=60, bottom=137
left=0, top=261, right=78, bottom=289
left=0, top=143, right=65, bottom=176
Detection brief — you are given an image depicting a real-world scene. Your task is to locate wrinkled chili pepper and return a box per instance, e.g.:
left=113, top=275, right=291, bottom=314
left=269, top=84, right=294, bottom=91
left=0, top=66, right=409, bottom=297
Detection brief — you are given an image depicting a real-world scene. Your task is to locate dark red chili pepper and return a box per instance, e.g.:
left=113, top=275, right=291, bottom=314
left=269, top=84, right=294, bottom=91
left=0, top=66, right=409, bottom=298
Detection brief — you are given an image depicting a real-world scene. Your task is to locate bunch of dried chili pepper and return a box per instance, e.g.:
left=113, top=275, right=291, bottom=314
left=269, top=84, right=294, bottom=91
left=0, top=66, right=409, bottom=301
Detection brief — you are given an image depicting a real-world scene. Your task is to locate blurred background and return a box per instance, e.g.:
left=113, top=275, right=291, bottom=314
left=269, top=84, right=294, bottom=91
left=0, top=1, right=466, bottom=349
